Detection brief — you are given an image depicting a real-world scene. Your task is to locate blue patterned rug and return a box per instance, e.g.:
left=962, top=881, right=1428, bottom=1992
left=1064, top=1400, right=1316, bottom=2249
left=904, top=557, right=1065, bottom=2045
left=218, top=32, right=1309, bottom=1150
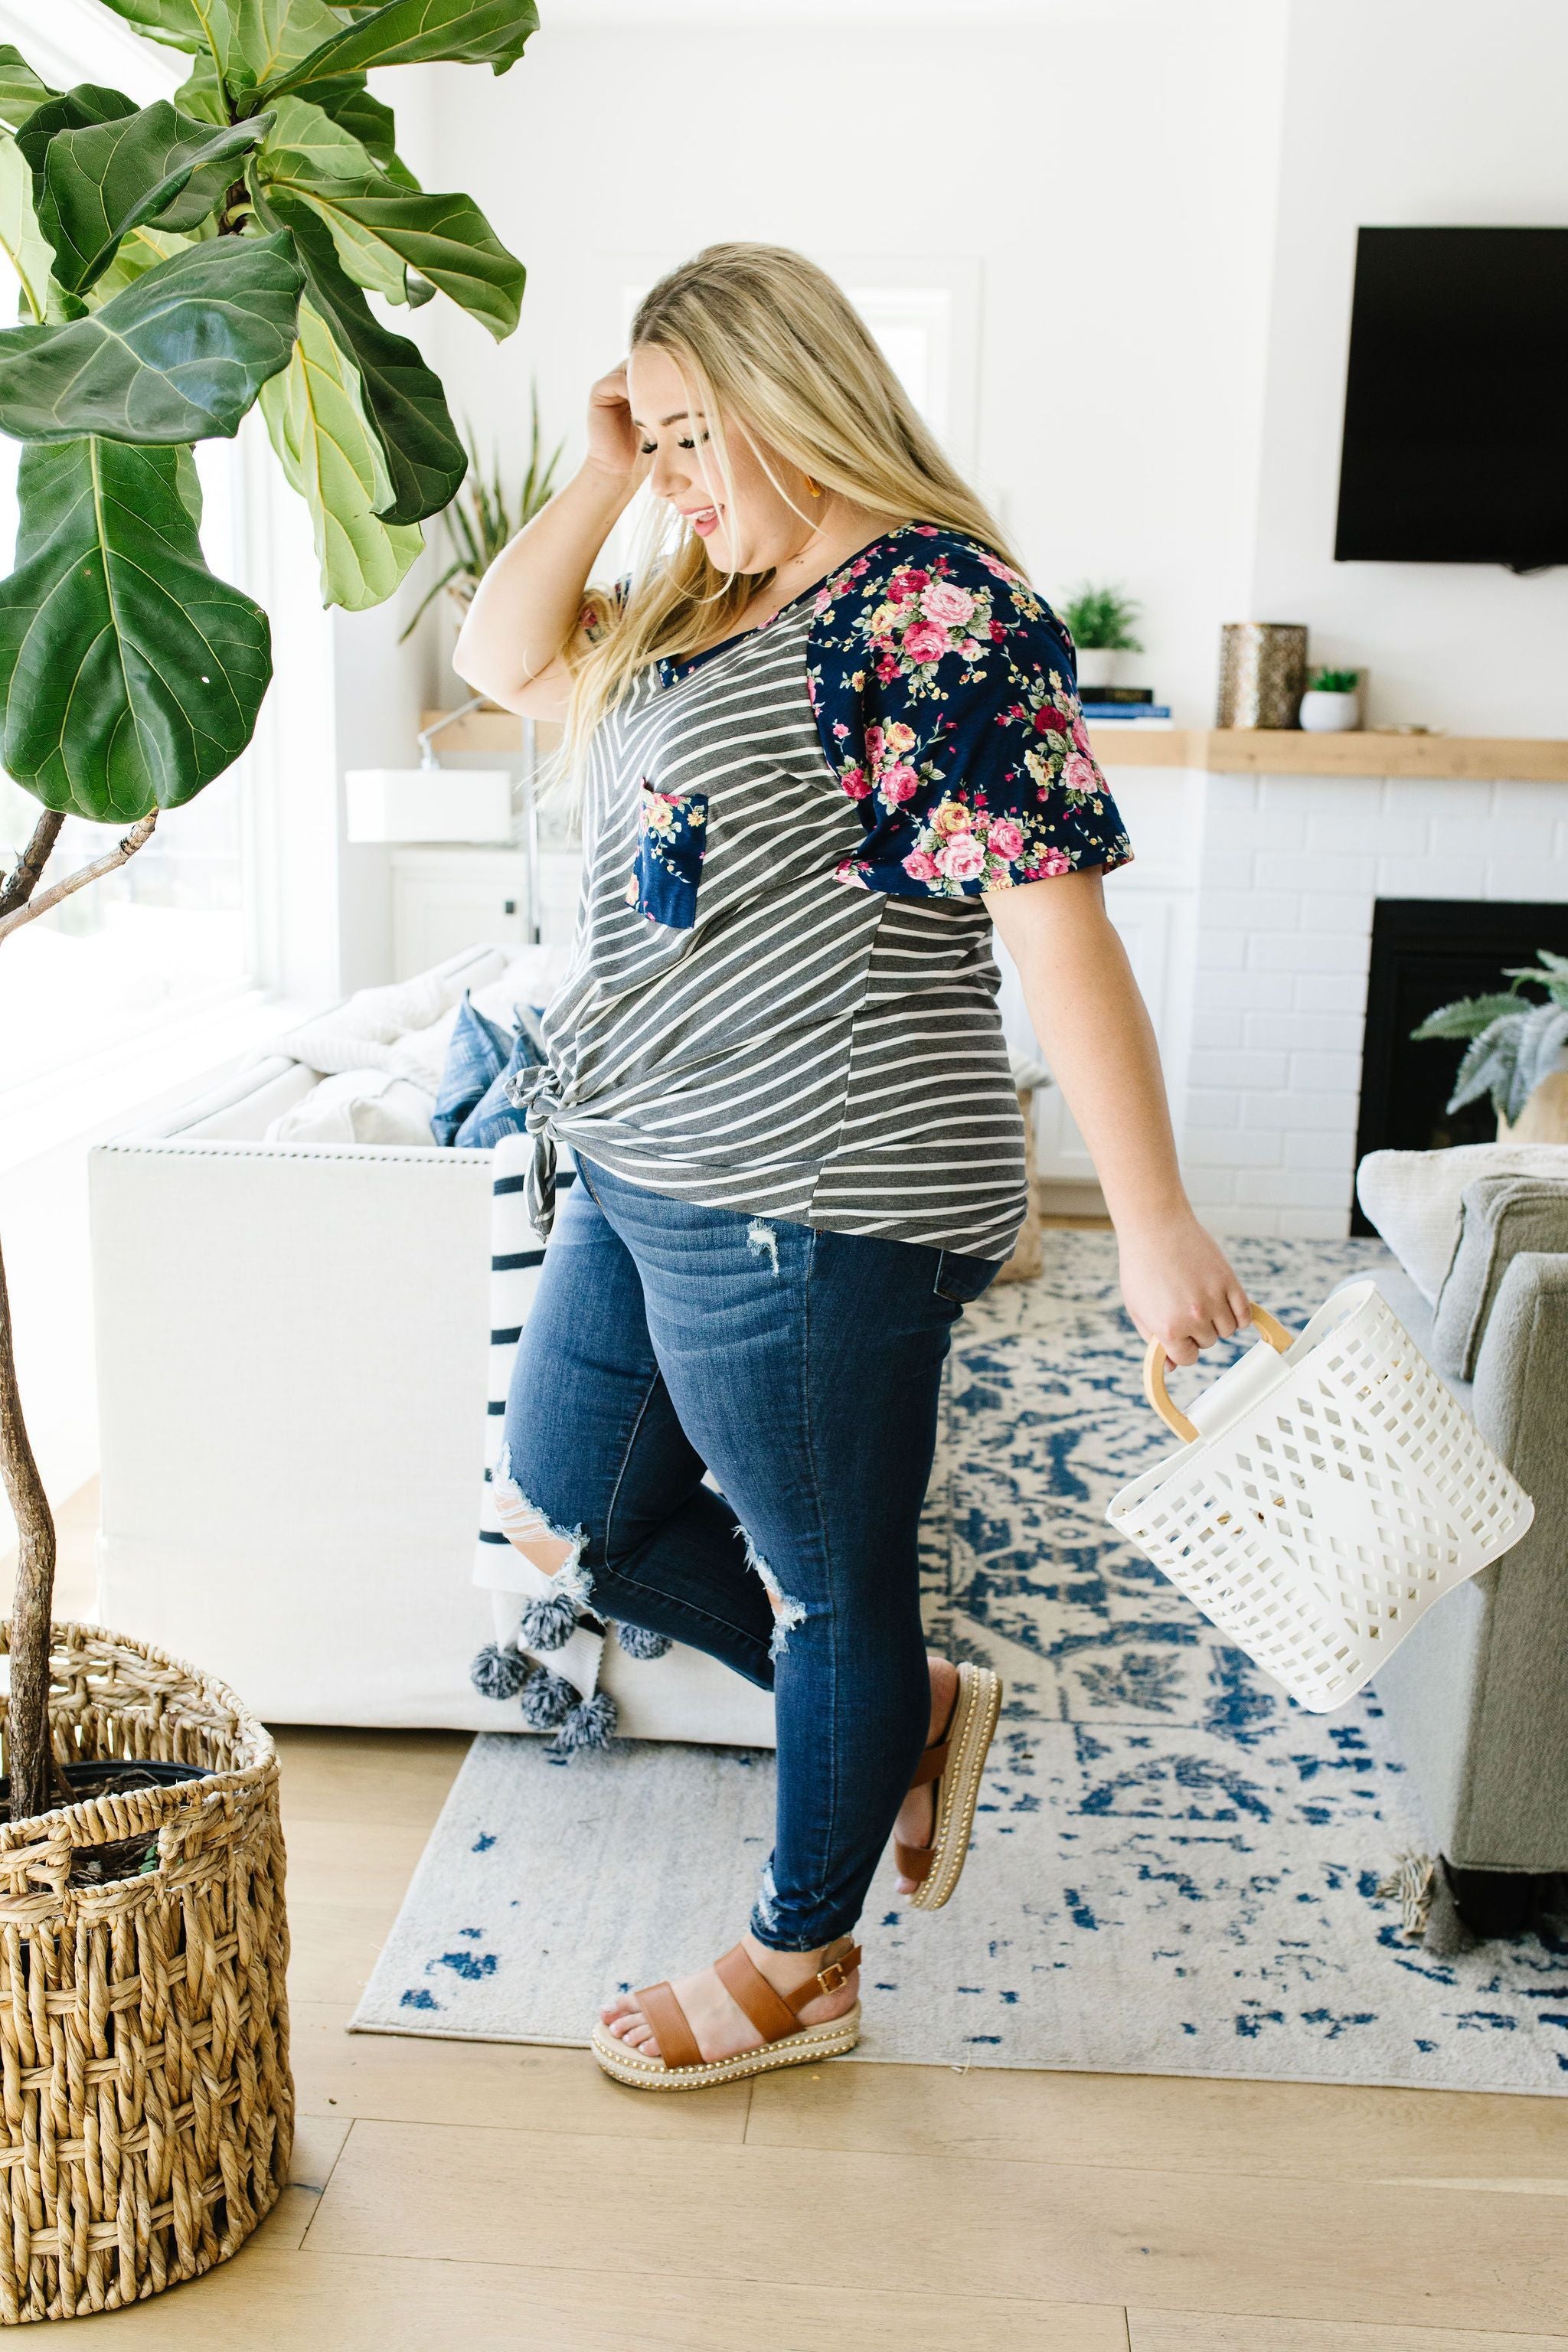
left=354, top=1232, right=1568, bottom=2092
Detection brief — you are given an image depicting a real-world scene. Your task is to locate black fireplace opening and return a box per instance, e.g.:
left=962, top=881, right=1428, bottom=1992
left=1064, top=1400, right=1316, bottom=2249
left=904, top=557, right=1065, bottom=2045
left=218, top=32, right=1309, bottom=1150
left=1352, top=897, right=1568, bottom=1236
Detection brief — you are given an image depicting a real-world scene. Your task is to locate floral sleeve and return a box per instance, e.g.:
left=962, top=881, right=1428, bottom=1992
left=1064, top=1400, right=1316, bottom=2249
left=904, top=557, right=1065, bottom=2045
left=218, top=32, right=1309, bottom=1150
left=805, top=528, right=1133, bottom=897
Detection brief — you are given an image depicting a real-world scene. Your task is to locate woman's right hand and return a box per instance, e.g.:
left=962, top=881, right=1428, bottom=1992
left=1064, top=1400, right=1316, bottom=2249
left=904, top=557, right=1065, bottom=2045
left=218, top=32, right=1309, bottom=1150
left=584, top=361, right=645, bottom=485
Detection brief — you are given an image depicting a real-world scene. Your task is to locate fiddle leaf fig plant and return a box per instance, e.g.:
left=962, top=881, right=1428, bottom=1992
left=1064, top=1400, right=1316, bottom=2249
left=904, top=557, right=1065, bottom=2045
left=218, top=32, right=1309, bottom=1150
left=0, top=2, right=535, bottom=1823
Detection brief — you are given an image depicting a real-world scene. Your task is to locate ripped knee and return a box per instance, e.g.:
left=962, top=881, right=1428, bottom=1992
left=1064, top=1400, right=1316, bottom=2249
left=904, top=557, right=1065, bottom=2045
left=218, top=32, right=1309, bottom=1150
left=492, top=1446, right=593, bottom=1607
left=737, top=1527, right=805, bottom=1659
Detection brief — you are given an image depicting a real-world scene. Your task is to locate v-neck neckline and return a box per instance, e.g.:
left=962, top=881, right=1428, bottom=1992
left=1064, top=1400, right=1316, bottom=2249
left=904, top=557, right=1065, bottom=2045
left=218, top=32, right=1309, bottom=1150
left=656, top=522, right=920, bottom=688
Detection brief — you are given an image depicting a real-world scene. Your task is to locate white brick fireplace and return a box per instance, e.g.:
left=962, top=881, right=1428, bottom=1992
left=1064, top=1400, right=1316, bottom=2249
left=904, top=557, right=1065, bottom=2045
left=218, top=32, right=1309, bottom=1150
left=1033, top=743, right=1568, bottom=1239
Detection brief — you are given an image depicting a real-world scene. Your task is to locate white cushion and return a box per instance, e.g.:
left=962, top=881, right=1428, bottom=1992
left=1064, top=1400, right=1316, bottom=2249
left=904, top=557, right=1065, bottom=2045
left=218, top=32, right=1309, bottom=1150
left=264, top=1069, right=437, bottom=1147
left=273, top=956, right=506, bottom=1078
left=469, top=944, right=571, bottom=1029
left=1355, top=1143, right=1568, bottom=1302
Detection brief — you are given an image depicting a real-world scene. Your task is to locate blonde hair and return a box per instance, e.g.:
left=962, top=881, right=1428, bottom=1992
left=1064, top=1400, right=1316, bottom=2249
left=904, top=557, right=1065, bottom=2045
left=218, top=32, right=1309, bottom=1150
left=562, top=242, right=1021, bottom=766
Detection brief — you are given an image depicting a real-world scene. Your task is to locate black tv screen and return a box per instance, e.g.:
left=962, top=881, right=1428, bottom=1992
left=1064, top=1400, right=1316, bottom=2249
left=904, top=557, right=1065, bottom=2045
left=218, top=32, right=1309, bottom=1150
left=1334, top=227, right=1568, bottom=571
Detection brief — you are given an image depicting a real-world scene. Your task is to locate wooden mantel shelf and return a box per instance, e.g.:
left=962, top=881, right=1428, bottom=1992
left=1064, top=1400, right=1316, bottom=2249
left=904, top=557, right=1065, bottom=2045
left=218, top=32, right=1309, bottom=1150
left=1088, top=728, right=1568, bottom=781
left=422, top=710, right=1568, bottom=784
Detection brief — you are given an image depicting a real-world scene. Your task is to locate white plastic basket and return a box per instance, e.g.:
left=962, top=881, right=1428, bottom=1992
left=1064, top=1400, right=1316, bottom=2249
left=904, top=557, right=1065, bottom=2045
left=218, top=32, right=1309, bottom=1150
left=1105, top=1280, right=1535, bottom=1712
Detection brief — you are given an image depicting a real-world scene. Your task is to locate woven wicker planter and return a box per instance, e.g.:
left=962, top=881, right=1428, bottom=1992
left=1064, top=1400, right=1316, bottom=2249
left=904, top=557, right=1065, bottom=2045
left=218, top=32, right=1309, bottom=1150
left=0, top=1622, right=292, bottom=2324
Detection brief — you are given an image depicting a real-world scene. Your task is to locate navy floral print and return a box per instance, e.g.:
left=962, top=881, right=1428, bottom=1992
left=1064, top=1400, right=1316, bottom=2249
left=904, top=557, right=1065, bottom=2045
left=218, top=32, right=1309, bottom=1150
left=805, top=527, right=1133, bottom=897
left=627, top=782, right=708, bottom=928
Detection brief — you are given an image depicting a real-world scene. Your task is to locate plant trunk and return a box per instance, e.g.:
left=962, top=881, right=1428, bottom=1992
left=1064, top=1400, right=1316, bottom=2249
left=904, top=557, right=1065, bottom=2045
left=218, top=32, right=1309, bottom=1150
left=0, top=1227, right=58, bottom=1822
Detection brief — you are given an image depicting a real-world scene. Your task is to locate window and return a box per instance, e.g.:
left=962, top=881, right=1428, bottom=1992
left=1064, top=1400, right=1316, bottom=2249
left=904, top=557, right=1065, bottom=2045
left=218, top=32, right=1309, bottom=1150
left=0, top=320, right=255, bottom=1092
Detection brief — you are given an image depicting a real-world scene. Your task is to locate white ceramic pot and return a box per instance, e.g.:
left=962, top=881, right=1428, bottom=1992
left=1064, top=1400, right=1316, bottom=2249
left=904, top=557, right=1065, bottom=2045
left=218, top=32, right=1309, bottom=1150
left=1298, top=688, right=1361, bottom=733
left=1075, top=647, right=1117, bottom=690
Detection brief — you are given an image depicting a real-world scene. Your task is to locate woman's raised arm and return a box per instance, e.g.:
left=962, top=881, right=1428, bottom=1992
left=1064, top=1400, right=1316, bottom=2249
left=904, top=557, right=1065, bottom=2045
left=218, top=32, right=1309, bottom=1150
left=452, top=364, right=645, bottom=720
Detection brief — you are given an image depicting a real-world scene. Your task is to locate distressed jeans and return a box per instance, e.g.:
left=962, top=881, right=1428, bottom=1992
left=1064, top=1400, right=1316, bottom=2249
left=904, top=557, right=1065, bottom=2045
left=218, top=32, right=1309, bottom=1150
left=498, top=1155, right=998, bottom=1952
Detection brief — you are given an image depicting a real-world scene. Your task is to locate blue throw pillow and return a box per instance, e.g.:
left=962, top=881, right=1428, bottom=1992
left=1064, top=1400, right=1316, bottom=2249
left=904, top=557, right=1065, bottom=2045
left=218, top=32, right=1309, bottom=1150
left=431, top=992, right=513, bottom=1145
left=455, top=1007, right=547, bottom=1149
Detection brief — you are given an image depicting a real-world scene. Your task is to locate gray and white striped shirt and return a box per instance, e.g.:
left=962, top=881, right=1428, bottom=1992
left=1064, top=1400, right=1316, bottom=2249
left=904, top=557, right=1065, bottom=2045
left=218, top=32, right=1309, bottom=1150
left=523, top=528, right=1131, bottom=1262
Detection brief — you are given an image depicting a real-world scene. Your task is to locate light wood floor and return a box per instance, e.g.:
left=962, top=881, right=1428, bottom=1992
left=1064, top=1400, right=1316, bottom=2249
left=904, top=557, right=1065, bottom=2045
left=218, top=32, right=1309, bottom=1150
left=15, top=1489, right=1568, bottom=2348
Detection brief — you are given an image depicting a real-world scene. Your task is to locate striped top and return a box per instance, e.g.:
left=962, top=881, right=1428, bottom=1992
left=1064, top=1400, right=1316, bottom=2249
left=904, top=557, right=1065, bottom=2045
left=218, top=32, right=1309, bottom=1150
left=519, top=526, right=1131, bottom=1262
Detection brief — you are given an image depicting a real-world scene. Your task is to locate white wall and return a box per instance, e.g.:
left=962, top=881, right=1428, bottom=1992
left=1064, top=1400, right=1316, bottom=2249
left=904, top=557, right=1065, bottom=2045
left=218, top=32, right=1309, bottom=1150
left=1249, top=0, right=1568, bottom=734
left=420, top=2, right=1289, bottom=724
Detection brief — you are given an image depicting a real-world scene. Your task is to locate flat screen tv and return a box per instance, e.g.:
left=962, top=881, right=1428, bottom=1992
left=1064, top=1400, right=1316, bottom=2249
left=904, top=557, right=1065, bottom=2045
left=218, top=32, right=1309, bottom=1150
left=1334, top=227, right=1568, bottom=572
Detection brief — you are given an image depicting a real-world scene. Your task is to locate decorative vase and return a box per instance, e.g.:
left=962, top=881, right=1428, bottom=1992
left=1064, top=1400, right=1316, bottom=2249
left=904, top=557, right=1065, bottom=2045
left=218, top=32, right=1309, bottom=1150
left=1299, top=688, right=1361, bottom=733
left=1215, top=622, right=1308, bottom=729
left=1498, top=1070, right=1568, bottom=1145
left=0, top=1622, right=292, bottom=2324
left=1074, top=647, right=1117, bottom=691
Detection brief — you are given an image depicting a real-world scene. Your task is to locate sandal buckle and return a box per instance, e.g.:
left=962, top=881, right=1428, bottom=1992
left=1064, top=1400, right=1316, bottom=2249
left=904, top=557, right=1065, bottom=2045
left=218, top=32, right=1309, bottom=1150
left=816, top=1958, right=848, bottom=1994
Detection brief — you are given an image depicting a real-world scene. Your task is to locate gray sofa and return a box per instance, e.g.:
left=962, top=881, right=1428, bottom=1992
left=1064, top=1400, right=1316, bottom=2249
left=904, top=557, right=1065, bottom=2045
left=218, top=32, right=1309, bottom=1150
left=1347, top=1171, right=1568, bottom=1941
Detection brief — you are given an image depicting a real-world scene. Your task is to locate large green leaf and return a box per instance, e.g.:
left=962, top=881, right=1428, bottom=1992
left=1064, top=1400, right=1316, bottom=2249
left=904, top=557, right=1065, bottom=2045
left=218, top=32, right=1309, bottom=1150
left=261, top=92, right=384, bottom=178
left=258, top=186, right=464, bottom=521
left=260, top=292, right=423, bottom=609
left=0, top=136, right=54, bottom=324
left=0, top=230, right=301, bottom=443
left=172, top=53, right=231, bottom=126
left=260, top=148, right=522, bottom=333
left=231, top=0, right=358, bottom=90
left=0, top=47, right=55, bottom=131
left=87, top=2, right=221, bottom=55
left=313, top=77, right=420, bottom=185
left=96, top=0, right=347, bottom=96
left=15, top=86, right=138, bottom=185
left=255, top=0, right=538, bottom=100
left=39, top=102, right=270, bottom=294
left=0, top=435, right=272, bottom=820
left=88, top=222, right=201, bottom=305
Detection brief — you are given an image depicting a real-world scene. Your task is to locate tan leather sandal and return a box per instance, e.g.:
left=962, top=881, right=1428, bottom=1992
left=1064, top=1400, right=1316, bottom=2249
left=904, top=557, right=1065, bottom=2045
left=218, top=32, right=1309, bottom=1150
left=896, top=1659, right=1004, bottom=1910
left=590, top=1939, right=862, bottom=2090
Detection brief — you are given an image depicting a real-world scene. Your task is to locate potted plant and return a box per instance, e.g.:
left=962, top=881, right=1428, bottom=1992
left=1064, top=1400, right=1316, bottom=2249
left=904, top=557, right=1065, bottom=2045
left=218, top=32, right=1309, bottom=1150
left=0, top=2, right=531, bottom=2319
left=1412, top=951, right=1568, bottom=1142
left=1061, top=582, right=1143, bottom=691
left=1300, top=666, right=1362, bottom=732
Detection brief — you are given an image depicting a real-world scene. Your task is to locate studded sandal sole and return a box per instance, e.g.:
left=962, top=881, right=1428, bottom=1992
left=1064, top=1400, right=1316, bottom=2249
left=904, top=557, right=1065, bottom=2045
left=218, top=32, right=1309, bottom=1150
left=901, top=1661, right=1003, bottom=1911
left=590, top=1940, right=862, bottom=2092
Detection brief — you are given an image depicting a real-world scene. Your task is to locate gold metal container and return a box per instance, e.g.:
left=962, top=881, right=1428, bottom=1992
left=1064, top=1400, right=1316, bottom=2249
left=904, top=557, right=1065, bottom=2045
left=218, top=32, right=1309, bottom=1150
left=1216, top=622, right=1308, bottom=729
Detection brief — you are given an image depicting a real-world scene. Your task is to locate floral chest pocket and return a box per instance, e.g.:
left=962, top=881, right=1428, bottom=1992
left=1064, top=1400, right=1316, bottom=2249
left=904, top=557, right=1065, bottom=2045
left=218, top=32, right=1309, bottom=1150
left=626, top=782, right=709, bottom=930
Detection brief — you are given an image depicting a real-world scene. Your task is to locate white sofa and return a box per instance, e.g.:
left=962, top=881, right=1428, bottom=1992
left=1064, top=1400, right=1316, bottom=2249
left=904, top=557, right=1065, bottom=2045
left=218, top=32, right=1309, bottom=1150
left=88, top=943, right=774, bottom=1743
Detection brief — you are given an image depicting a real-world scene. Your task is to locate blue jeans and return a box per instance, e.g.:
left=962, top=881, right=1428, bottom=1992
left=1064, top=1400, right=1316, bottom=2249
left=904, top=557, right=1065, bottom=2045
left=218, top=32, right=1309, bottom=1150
left=500, top=1157, right=998, bottom=1951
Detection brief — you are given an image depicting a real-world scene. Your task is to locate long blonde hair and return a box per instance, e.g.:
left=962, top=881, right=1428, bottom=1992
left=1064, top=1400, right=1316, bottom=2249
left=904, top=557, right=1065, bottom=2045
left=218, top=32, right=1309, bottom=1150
left=562, top=243, right=1021, bottom=765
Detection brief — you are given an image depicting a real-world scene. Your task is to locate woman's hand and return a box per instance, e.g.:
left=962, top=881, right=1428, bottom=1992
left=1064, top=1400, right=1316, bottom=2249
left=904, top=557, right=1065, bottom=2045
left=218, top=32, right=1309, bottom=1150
left=1117, top=1211, right=1253, bottom=1367
left=583, top=361, right=646, bottom=485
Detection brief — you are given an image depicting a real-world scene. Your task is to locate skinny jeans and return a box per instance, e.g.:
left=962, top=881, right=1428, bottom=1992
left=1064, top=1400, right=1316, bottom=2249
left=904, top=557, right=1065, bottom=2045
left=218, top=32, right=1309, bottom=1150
left=499, top=1155, right=998, bottom=1950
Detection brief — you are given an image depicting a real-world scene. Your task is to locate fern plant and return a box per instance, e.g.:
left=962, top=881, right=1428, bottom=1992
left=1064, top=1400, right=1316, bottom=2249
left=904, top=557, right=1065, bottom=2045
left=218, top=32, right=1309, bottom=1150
left=1411, top=950, right=1568, bottom=1126
left=1061, top=582, right=1143, bottom=653
left=400, top=387, right=563, bottom=640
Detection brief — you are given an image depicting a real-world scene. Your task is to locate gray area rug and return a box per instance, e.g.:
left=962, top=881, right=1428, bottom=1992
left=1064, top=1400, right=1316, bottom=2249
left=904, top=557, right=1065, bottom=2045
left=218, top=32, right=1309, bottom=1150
left=353, top=1233, right=1568, bottom=2092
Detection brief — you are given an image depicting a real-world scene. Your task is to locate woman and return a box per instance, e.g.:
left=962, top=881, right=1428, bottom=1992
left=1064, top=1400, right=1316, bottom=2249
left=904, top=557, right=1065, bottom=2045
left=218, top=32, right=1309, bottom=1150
left=455, top=243, right=1250, bottom=2092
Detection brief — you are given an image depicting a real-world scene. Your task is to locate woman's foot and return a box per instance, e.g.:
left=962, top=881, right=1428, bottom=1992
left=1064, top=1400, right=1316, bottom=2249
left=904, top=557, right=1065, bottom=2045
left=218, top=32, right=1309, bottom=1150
left=599, top=1932, right=859, bottom=2065
left=892, top=1651, right=959, bottom=1894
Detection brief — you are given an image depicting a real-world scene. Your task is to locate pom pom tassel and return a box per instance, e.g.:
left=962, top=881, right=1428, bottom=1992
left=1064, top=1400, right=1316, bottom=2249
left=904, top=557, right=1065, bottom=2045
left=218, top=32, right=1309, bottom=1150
left=518, top=1666, right=577, bottom=1730
left=549, top=1689, right=619, bottom=1758
left=470, top=1642, right=533, bottom=1702
left=517, top=1589, right=579, bottom=1652
left=614, top=1621, right=672, bottom=1661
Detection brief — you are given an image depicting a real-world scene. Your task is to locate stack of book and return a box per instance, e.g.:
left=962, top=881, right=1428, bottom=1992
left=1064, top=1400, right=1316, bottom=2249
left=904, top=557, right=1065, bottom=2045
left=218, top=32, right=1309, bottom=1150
left=1077, top=685, right=1173, bottom=730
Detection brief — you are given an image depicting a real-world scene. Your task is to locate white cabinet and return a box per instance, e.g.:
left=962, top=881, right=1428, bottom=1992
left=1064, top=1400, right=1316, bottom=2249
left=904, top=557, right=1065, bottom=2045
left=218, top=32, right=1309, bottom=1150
left=391, top=848, right=582, bottom=979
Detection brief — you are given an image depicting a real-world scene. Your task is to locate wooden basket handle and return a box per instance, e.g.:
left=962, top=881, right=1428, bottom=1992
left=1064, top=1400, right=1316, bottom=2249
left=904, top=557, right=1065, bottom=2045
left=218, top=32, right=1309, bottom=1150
left=1142, top=1305, right=1296, bottom=1444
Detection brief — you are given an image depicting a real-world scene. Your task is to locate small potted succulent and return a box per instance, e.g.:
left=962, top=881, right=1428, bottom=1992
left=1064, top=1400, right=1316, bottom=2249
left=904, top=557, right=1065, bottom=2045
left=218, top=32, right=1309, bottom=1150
left=1061, top=583, right=1143, bottom=691
left=1299, top=666, right=1362, bottom=732
left=1413, top=950, right=1568, bottom=1141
